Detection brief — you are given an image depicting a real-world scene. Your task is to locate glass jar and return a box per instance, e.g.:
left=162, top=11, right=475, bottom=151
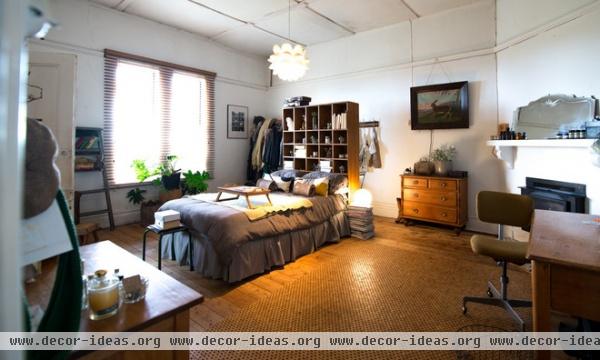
left=87, top=269, right=121, bottom=320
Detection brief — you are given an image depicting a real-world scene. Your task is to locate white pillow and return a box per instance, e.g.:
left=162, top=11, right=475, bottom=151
left=263, top=173, right=292, bottom=192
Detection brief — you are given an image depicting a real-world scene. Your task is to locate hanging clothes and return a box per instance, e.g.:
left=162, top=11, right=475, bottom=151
left=247, top=116, right=265, bottom=182
left=251, top=118, right=273, bottom=171
left=262, top=119, right=283, bottom=173
left=359, top=127, right=382, bottom=172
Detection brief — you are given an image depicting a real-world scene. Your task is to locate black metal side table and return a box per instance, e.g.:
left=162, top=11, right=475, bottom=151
left=142, top=224, right=193, bottom=271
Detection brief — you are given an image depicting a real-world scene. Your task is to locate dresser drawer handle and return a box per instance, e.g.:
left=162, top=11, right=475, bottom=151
left=413, top=180, right=419, bottom=185
left=412, top=208, right=419, bottom=214
left=441, top=183, right=447, bottom=188
left=440, top=196, right=447, bottom=201
left=413, top=193, right=419, bottom=198
left=441, top=212, right=447, bottom=217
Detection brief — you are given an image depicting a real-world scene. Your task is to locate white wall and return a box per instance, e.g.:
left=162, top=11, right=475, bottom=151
left=267, top=0, right=500, bottom=232
left=496, top=0, right=600, bottom=220
left=30, top=0, right=269, bottom=226
left=267, top=0, right=600, bottom=232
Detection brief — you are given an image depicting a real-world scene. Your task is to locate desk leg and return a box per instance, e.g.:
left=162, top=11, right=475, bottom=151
left=532, top=260, right=551, bottom=360
left=215, top=191, right=222, bottom=201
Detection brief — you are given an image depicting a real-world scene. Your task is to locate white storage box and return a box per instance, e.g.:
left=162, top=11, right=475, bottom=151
left=154, top=210, right=180, bottom=228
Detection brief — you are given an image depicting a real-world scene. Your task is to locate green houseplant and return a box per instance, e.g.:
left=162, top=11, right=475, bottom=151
left=181, top=170, right=210, bottom=195
left=132, top=155, right=181, bottom=190
left=430, top=144, right=457, bottom=176
left=126, top=187, right=160, bottom=226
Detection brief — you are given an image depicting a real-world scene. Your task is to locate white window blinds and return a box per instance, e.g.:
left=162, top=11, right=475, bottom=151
left=103, top=49, right=215, bottom=186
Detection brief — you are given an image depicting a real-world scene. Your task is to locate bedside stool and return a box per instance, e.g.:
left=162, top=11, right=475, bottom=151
left=142, top=224, right=193, bottom=271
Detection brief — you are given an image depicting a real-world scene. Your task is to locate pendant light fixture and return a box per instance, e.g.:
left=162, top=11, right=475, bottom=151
left=268, top=0, right=309, bottom=81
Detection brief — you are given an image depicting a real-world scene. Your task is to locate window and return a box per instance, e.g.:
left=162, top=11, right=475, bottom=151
left=103, top=50, right=215, bottom=186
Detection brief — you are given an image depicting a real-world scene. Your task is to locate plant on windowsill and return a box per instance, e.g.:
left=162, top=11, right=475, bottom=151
left=132, top=155, right=181, bottom=190
left=181, top=170, right=210, bottom=195
left=125, top=187, right=160, bottom=226
left=430, top=144, right=457, bottom=176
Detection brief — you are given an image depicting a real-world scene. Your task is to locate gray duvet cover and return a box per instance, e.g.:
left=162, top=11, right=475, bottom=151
left=158, top=193, right=347, bottom=265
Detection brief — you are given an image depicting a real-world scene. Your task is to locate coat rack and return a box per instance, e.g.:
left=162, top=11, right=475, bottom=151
left=359, top=121, right=379, bottom=128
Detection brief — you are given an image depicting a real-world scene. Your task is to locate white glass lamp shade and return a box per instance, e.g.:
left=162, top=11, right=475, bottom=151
left=351, top=189, right=373, bottom=208
left=268, top=43, right=309, bottom=81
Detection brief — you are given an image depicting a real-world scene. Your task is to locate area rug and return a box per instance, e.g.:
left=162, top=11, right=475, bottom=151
left=192, top=239, right=532, bottom=360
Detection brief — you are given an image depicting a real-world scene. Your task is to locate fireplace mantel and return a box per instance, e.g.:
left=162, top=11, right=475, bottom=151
left=486, top=139, right=595, bottom=168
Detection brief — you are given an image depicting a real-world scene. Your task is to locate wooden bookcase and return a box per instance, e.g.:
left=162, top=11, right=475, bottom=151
left=282, top=101, right=359, bottom=190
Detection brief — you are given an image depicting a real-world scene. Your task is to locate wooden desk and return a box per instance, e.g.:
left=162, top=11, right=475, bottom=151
left=26, top=241, right=203, bottom=360
left=528, top=210, right=600, bottom=359
left=216, top=185, right=272, bottom=209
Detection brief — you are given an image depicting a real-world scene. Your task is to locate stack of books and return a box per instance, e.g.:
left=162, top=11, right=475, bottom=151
left=346, top=205, right=374, bottom=240
left=154, top=210, right=182, bottom=230
left=319, top=160, right=331, bottom=172
left=283, top=160, right=294, bottom=170
left=75, top=136, right=99, bottom=151
left=331, top=113, right=347, bottom=130
left=294, top=145, right=306, bottom=158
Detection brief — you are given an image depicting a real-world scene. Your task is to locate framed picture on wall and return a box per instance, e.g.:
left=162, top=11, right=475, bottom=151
left=227, top=104, right=249, bottom=139
left=410, top=81, right=469, bottom=130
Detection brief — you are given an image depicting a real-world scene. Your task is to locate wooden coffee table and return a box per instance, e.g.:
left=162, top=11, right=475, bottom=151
left=216, top=186, right=272, bottom=209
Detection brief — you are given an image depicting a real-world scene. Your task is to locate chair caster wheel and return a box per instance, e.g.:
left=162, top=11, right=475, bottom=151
left=487, top=288, right=493, bottom=298
left=462, top=306, right=467, bottom=315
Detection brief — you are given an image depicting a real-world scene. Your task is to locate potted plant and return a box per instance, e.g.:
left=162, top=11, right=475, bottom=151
left=430, top=144, right=457, bottom=176
left=126, top=187, right=160, bottom=226
left=132, top=155, right=181, bottom=190
left=181, top=170, right=210, bottom=195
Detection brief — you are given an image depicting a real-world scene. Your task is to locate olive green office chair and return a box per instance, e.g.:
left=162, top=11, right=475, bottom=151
left=462, top=191, right=534, bottom=331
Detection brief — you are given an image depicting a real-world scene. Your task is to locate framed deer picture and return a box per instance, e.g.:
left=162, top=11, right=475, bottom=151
left=410, top=81, right=469, bottom=130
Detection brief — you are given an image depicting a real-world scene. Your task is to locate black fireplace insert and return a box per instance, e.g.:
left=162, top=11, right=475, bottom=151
left=519, top=177, right=586, bottom=213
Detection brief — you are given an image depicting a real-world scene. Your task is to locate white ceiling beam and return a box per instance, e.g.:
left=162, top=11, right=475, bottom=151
left=400, top=0, right=420, bottom=18
left=297, top=1, right=355, bottom=35
left=187, top=0, right=306, bottom=46
left=114, top=0, right=138, bottom=12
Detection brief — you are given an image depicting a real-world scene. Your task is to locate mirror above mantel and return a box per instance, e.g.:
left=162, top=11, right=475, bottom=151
left=513, top=94, right=599, bottom=139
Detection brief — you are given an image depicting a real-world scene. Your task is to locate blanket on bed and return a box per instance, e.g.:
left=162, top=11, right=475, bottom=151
left=159, top=193, right=346, bottom=265
left=189, top=192, right=313, bottom=221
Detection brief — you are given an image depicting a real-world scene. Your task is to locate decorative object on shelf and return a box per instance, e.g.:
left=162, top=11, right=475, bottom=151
left=410, top=81, right=469, bottom=130
left=413, top=157, right=434, bottom=175
left=267, top=0, right=309, bottom=81
left=326, top=122, right=332, bottom=129
left=310, top=135, right=317, bottom=144
left=326, top=148, right=333, bottom=158
left=430, top=144, right=456, bottom=176
left=227, top=104, right=248, bottom=139
left=284, top=96, right=311, bottom=107
left=339, top=165, right=345, bottom=173
left=324, top=136, right=331, bottom=144
left=285, top=117, right=293, bottom=131
left=312, top=151, right=318, bottom=157
left=338, top=135, right=345, bottom=144
left=311, top=112, right=317, bottom=129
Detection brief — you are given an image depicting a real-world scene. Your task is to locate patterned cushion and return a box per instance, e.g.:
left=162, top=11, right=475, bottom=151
left=302, top=171, right=348, bottom=195
left=271, top=169, right=309, bottom=178
left=292, top=179, right=315, bottom=197
left=263, top=173, right=292, bottom=192
left=256, top=178, right=277, bottom=191
left=304, top=177, right=329, bottom=196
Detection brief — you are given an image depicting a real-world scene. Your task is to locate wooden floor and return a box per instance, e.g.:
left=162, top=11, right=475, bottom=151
left=97, top=217, right=492, bottom=332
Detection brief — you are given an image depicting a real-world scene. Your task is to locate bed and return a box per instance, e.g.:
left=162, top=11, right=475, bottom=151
left=157, top=171, right=351, bottom=282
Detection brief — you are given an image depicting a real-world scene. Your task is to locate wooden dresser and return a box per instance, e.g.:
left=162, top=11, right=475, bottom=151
left=400, top=174, right=468, bottom=233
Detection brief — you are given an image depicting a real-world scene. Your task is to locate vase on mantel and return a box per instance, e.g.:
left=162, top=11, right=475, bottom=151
left=433, top=160, right=452, bottom=176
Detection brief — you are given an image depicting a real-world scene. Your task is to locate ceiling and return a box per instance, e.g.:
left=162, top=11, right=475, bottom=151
left=89, top=0, right=481, bottom=56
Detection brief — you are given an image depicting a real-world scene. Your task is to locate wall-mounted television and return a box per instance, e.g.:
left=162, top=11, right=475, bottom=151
left=410, top=81, right=469, bottom=130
